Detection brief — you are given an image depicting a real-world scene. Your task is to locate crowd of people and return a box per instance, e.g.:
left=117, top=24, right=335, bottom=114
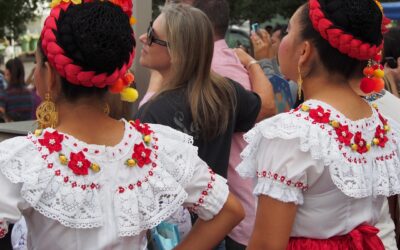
left=0, top=0, right=400, bottom=249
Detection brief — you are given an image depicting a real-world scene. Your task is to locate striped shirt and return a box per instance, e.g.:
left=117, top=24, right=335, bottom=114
left=0, top=85, right=33, bottom=121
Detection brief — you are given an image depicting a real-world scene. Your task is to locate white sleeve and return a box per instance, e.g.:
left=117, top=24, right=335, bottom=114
left=150, top=124, right=229, bottom=221
left=238, top=136, right=321, bottom=205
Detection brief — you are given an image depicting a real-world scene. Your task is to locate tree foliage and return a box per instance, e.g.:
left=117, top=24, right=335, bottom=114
left=0, top=0, right=45, bottom=39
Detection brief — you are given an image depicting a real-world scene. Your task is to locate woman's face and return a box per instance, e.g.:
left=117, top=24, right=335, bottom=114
left=278, top=8, right=303, bottom=81
left=4, top=68, right=11, bottom=83
left=139, top=14, right=171, bottom=73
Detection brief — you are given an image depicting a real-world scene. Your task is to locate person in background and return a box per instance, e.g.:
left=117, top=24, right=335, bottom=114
left=0, top=58, right=33, bottom=122
left=237, top=0, right=400, bottom=249
left=192, top=0, right=275, bottom=249
left=382, top=27, right=400, bottom=97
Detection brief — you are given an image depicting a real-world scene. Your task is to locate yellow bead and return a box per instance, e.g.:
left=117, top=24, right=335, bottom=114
left=384, top=125, right=390, bottom=132
left=351, top=144, right=358, bottom=151
left=91, top=163, right=101, bottom=173
left=301, top=105, right=310, bottom=112
left=144, top=135, right=151, bottom=143
left=331, top=120, right=340, bottom=128
left=373, top=69, right=384, bottom=78
left=34, top=129, right=43, bottom=137
left=372, top=103, right=378, bottom=109
left=373, top=138, right=380, bottom=145
left=126, top=159, right=136, bottom=167
left=59, top=154, right=68, bottom=165
left=366, top=144, right=371, bottom=151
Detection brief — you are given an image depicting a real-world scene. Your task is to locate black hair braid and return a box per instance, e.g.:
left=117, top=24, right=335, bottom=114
left=56, top=1, right=135, bottom=75
left=319, top=0, right=382, bottom=46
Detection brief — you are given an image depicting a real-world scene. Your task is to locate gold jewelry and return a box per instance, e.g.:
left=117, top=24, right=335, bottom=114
left=297, top=65, right=303, bottom=100
left=36, top=93, right=58, bottom=129
left=104, top=103, right=110, bottom=116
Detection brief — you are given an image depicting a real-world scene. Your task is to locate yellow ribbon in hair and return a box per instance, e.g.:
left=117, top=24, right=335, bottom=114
left=50, top=0, right=82, bottom=8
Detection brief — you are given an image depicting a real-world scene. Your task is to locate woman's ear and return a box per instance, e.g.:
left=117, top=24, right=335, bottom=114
left=44, top=62, right=62, bottom=98
left=298, top=41, right=314, bottom=77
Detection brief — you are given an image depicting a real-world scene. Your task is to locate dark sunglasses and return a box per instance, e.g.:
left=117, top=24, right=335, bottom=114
left=383, top=57, right=398, bottom=69
left=147, top=22, right=169, bottom=47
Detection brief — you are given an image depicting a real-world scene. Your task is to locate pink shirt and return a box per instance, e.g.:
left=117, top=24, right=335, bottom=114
left=212, top=39, right=256, bottom=246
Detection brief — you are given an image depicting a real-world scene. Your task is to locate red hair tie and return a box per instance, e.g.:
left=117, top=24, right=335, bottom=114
left=309, top=0, right=384, bottom=61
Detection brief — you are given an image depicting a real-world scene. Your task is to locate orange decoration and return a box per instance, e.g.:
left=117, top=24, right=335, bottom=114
left=372, top=77, right=385, bottom=92
left=363, top=67, right=374, bottom=76
left=109, top=78, right=125, bottom=93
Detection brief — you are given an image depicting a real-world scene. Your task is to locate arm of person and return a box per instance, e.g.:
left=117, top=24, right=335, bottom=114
left=139, top=70, right=163, bottom=108
left=234, top=48, right=276, bottom=121
left=176, top=193, right=245, bottom=250
left=247, top=195, right=297, bottom=250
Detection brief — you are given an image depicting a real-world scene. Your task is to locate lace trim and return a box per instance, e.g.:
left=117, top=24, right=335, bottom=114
left=0, top=220, right=8, bottom=239
left=254, top=177, right=304, bottom=205
left=238, top=100, right=400, bottom=198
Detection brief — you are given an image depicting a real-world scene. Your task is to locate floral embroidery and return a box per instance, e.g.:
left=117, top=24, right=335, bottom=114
left=0, top=220, right=8, bottom=239
left=374, top=126, right=389, bottom=148
left=132, top=143, right=152, bottom=168
left=353, top=132, right=369, bottom=154
left=68, top=151, right=91, bottom=176
left=257, top=171, right=308, bottom=191
left=335, top=124, right=353, bottom=146
left=130, top=119, right=153, bottom=136
left=188, top=169, right=216, bottom=212
left=38, top=131, right=64, bottom=153
left=309, top=105, right=331, bottom=124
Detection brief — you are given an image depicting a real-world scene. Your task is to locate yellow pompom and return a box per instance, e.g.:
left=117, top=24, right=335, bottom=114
left=366, top=143, right=371, bottom=151
left=373, top=138, right=380, bottom=145
left=351, top=144, right=358, bottom=151
left=330, top=120, right=340, bottom=128
left=384, top=125, right=391, bottom=132
left=59, top=154, right=68, bottom=165
left=144, top=135, right=151, bottom=143
left=126, top=159, right=136, bottom=167
left=301, top=105, right=310, bottom=112
left=373, top=69, right=384, bottom=78
left=34, top=129, right=43, bottom=137
left=121, top=87, right=139, bottom=102
left=91, top=163, right=101, bottom=173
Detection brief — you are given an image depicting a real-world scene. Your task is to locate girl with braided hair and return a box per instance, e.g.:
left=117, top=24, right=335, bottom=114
left=237, top=0, right=400, bottom=249
left=0, top=1, right=245, bottom=249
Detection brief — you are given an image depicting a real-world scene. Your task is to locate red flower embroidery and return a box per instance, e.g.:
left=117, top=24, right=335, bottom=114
left=335, top=125, right=353, bottom=146
left=68, top=151, right=91, bottom=176
left=354, top=132, right=368, bottom=154
left=309, top=106, right=331, bottom=124
left=130, top=119, right=153, bottom=135
left=378, top=113, right=387, bottom=126
left=375, top=126, right=388, bottom=148
left=38, top=131, right=64, bottom=154
left=132, top=143, right=152, bottom=167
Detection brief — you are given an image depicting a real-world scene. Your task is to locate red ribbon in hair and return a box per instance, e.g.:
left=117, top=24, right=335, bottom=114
left=309, top=0, right=384, bottom=61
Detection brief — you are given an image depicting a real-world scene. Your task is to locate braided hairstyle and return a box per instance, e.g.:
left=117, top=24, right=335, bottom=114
left=299, top=0, right=383, bottom=78
left=38, top=1, right=135, bottom=101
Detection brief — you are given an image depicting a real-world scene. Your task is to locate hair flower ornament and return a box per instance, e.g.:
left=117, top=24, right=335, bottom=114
left=50, top=0, right=82, bottom=8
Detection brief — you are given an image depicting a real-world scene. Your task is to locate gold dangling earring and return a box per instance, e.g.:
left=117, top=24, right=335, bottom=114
left=104, top=103, right=110, bottom=116
left=36, top=93, right=58, bottom=129
left=297, top=65, right=303, bottom=100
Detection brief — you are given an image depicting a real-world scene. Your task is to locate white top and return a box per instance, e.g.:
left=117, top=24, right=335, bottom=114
left=237, top=99, right=400, bottom=239
left=0, top=120, right=229, bottom=250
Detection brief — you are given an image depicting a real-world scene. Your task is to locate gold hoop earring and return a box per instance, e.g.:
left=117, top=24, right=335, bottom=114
left=104, top=103, right=110, bottom=116
left=297, top=65, right=303, bottom=100
left=36, top=93, right=58, bottom=129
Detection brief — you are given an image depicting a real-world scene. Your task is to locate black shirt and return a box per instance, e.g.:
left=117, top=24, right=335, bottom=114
left=135, top=80, right=261, bottom=177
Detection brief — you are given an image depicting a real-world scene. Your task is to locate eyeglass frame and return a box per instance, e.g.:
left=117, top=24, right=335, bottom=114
left=147, top=22, right=169, bottom=47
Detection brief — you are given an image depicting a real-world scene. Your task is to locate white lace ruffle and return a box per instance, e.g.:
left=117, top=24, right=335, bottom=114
left=254, top=178, right=303, bottom=204
left=0, top=121, right=208, bottom=237
left=237, top=100, right=400, bottom=199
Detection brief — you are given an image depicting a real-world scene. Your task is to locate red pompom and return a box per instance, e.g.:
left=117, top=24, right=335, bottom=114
left=363, top=67, right=374, bottom=77
left=360, top=77, right=375, bottom=94
left=109, top=78, right=125, bottom=93
left=372, top=77, right=385, bottom=92
left=374, top=54, right=382, bottom=62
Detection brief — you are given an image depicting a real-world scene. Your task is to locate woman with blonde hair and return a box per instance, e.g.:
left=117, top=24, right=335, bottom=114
left=136, top=4, right=263, bottom=179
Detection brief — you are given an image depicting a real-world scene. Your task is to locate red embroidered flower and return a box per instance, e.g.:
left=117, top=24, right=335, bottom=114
left=354, top=132, right=368, bottom=154
left=132, top=143, right=152, bottom=167
left=68, top=151, right=91, bottom=175
left=130, top=119, right=153, bottom=135
left=378, top=112, right=387, bottom=126
left=309, top=106, right=331, bottom=124
left=38, top=131, right=64, bottom=154
left=375, top=126, right=388, bottom=148
left=335, top=125, right=353, bottom=146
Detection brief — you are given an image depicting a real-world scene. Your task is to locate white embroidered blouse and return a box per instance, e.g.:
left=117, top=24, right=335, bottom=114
left=237, top=100, right=400, bottom=239
left=0, top=120, right=229, bottom=250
